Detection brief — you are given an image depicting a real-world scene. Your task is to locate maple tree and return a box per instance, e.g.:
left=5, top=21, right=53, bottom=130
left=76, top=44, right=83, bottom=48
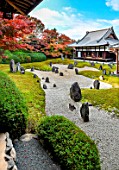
left=0, top=11, right=74, bottom=58
left=40, top=29, right=74, bottom=57
left=0, top=12, right=44, bottom=51
left=26, top=28, right=74, bottom=57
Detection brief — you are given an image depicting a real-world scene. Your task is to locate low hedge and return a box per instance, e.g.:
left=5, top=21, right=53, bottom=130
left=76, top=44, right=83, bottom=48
left=0, top=71, right=28, bottom=139
left=1, top=50, right=46, bottom=64
left=37, top=115, right=101, bottom=170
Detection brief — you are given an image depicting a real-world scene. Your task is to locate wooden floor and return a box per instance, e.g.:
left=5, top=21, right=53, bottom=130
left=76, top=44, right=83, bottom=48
left=75, top=57, right=114, bottom=62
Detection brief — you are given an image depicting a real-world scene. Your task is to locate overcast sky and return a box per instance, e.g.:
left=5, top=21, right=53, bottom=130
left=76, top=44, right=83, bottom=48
left=30, top=0, right=119, bottom=40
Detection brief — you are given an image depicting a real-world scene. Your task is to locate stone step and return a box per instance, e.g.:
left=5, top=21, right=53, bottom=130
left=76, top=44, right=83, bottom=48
left=0, top=133, right=7, bottom=170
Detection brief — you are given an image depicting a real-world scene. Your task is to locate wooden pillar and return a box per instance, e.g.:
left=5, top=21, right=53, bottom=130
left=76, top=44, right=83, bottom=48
left=116, top=49, right=119, bottom=74
left=103, top=51, right=106, bottom=59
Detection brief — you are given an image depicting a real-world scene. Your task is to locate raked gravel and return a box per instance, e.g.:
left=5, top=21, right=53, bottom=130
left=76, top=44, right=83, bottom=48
left=25, top=64, right=119, bottom=170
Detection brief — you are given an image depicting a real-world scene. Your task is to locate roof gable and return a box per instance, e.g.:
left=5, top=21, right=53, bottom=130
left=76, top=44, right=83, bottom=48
left=73, top=27, right=119, bottom=47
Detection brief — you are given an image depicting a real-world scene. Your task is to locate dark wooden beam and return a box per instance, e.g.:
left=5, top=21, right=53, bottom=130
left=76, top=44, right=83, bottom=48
left=6, top=0, right=25, bottom=15
left=14, top=0, right=31, bottom=7
left=14, top=3, right=28, bottom=10
left=22, top=0, right=34, bottom=5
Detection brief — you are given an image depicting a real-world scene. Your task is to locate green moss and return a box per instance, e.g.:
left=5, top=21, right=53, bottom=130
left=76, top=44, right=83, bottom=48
left=78, top=70, right=102, bottom=79
left=82, top=88, right=119, bottom=116
left=37, top=115, right=101, bottom=170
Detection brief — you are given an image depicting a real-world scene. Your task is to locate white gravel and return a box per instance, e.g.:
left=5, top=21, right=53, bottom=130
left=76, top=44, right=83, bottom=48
left=27, top=64, right=119, bottom=170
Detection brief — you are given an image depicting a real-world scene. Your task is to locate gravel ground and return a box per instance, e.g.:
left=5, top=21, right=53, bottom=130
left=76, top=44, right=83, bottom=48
left=15, top=64, right=119, bottom=170
left=14, top=135, right=61, bottom=170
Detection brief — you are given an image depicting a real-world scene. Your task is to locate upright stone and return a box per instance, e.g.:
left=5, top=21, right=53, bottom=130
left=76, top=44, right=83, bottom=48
left=80, top=103, right=89, bottom=122
left=75, top=68, right=78, bottom=75
left=49, top=62, right=52, bottom=67
left=45, top=77, right=50, bottom=83
left=31, top=67, right=34, bottom=71
left=52, top=66, right=56, bottom=72
left=99, top=65, right=103, bottom=70
left=74, top=61, right=78, bottom=66
left=70, top=82, right=82, bottom=102
left=16, top=62, right=21, bottom=72
left=33, top=74, right=37, bottom=78
left=93, top=80, right=100, bottom=89
left=10, top=59, right=15, bottom=72
left=102, top=69, right=106, bottom=75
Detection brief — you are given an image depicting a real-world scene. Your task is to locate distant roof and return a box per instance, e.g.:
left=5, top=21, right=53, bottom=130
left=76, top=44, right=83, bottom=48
left=0, top=0, right=43, bottom=15
left=68, top=27, right=119, bottom=47
left=110, top=44, right=119, bottom=49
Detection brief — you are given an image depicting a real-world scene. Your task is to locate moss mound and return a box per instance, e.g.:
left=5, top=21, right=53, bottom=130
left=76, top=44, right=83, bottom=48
left=0, top=71, right=28, bottom=139
left=37, top=115, right=101, bottom=170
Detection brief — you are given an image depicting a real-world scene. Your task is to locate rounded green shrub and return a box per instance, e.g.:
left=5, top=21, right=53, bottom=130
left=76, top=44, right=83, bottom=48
left=30, top=52, right=46, bottom=62
left=0, top=71, right=28, bottom=139
left=37, top=115, right=101, bottom=170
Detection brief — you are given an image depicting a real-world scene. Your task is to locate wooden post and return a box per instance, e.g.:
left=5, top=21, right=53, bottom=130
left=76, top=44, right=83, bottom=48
left=116, top=49, right=119, bottom=74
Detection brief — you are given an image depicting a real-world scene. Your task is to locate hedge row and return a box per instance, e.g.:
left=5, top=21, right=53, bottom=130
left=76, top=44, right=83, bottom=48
left=1, top=50, right=46, bottom=64
left=0, top=71, right=28, bottom=139
left=37, top=115, right=101, bottom=170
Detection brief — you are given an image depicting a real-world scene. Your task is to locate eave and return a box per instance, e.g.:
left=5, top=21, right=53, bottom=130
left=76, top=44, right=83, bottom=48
left=0, top=0, right=43, bottom=15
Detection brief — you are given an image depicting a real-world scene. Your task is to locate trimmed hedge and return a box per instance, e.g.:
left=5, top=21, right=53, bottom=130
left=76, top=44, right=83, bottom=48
left=1, top=50, right=46, bottom=64
left=37, top=115, right=101, bottom=170
left=0, top=71, right=28, bottom=139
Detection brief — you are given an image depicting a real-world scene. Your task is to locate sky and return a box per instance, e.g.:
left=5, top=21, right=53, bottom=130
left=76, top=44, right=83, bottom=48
left=30, top=0, right=119, bottom=40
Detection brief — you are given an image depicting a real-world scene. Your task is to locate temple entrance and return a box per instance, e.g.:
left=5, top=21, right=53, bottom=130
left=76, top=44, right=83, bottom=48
left=110, top=52, right=116, bottom=61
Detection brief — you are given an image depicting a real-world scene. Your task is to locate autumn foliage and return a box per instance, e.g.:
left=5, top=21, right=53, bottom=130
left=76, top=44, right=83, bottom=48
left=27, top=28, right=74, bottom=57
left=0, top=11, right=74, bottom=58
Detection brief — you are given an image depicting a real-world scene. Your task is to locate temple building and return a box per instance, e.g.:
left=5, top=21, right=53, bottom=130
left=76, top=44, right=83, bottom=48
left=69, top=27, right=119, bottom=62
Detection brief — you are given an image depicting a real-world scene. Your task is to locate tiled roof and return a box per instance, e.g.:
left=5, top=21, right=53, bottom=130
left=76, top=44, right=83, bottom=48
left=68, top=27, right=119, bottom=47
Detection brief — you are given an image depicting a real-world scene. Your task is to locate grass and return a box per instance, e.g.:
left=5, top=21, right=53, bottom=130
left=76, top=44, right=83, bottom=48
left=78, top=70, right=119, bottom=88
left=22, top=58, right=73, bottom=71
left=82, top=88, right=119, bottom=116
left=78, top=70, right=102, bottom=79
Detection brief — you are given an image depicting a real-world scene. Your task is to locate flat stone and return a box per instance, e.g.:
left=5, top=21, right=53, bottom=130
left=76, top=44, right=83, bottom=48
left=0, top=133, right=8, bottom=170
left=20, top=134, right=38, bottom=142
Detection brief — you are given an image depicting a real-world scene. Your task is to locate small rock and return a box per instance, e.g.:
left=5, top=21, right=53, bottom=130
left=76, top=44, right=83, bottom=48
left=7, top=159, right=15, bottom=170
left=6, top=138, right=13, bottom=148
left=33, top=74, right=37, bottom=78
left=53, top=84, right=56, bottom=87
left=43, top=84, right=47, bottom=89
left=69, top=104, right=76, bottom=111
left=20, top=134, right=38, bottom=142
left=10, top=147, right=16, bottom=162
left=59, top=72, right=63, bottom=76
left=68, top=64, right=74, bottom=69
left=31, top=67, right=34, bottom=71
